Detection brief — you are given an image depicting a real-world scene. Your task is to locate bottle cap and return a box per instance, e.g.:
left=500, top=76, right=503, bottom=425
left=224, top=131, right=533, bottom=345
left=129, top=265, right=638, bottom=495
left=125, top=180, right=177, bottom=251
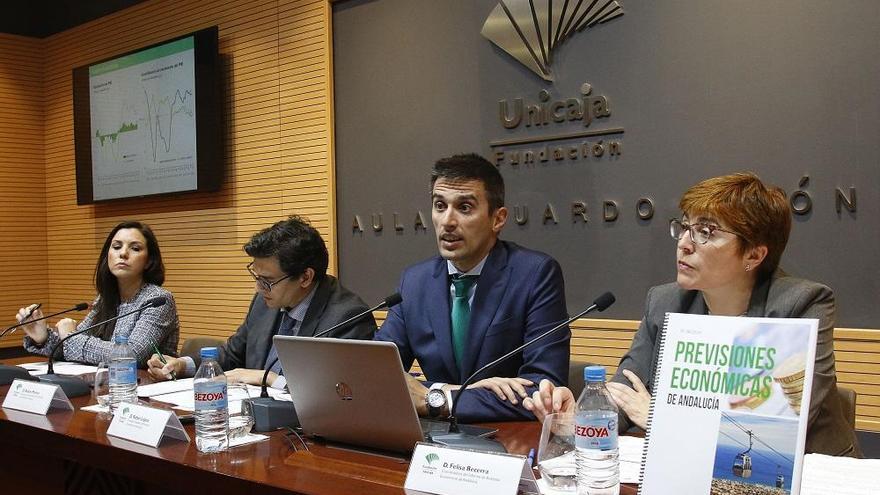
left=200, top=347, right=219, bottom=360
left=584, top=365, right=606, bottom=382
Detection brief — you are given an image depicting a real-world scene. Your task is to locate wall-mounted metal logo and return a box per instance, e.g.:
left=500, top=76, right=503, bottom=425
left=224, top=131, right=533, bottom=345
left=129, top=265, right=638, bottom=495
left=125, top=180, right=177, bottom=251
left=335, top=382, right=353, bottom=400
left=481, top=0, right=624, bottom=81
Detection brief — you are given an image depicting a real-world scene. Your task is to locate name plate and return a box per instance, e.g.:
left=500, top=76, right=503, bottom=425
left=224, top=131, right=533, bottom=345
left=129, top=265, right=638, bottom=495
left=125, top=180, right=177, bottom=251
left=1, top=379, right=73, bottom=415
left=106, top=403, right=190, bottom=448
left=405, top=442, right=537, bottom=495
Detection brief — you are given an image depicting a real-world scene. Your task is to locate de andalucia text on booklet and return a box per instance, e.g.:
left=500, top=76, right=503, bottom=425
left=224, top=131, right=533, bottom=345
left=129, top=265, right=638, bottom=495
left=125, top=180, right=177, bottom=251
left=639, top=312, right=818, bottom=495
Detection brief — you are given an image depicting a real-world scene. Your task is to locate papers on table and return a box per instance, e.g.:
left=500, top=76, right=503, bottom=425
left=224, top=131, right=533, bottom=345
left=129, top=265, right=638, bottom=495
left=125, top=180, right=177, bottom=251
left=618, top=436, right=644, bottom=484
left=800, top=453, right=880, bottom=495
left=149, top=390, right=196, bottom=411
left=137, top=378, right=195, bottom=397
left=143, top=381, right=291, bottom=412
left=18, top=361, right=98, bottom=376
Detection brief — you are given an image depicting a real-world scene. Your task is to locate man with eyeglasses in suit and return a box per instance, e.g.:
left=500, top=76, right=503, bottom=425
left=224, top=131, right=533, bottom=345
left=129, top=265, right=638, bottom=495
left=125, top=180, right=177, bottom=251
left=147, top=216, right=376, bottom=389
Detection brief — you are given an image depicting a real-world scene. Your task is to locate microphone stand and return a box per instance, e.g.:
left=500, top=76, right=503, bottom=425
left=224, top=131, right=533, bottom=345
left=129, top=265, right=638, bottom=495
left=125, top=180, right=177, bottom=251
left=40, top=297, right=166, bottom=397
left=0, top=303, right=90, bottom=386
left=249, top=355, right=299, bottom=432
left=429, top=292, right=616, bottom=452
left=250, top=293, right=402, bottom=432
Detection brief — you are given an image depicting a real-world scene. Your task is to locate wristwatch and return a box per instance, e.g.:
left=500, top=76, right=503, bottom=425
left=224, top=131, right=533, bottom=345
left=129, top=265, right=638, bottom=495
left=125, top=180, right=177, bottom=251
left=426, top=384, right=448, bottom=418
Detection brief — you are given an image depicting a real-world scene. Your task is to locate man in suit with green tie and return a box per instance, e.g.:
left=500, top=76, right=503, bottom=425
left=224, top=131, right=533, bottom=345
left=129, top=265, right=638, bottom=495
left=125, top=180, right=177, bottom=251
left=376, top=153, right=571, bottom=422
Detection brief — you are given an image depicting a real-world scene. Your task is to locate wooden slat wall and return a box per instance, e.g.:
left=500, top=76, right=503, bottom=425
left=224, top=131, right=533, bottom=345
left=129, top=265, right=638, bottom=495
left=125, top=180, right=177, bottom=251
left=34, top=0, right=334, bottom=344
left=0, top=34, right=47, bottom=348
left=375, top=312, right=880, bottom=432
left=834, top=328, right=880, bottom=432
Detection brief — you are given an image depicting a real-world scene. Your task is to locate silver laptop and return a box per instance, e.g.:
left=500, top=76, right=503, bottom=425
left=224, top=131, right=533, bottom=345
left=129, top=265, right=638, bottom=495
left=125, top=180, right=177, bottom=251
left=274, top=336, right=494, bottom=453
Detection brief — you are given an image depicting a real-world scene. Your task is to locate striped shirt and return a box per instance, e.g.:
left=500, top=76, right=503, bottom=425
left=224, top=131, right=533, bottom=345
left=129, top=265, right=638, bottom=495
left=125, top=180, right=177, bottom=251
left=24, top=283, right=180, bottom=367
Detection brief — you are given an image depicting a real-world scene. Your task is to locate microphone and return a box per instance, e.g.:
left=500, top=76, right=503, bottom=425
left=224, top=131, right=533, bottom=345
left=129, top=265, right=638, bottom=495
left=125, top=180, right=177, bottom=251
left=430, top=291, right=616, bottom=452
left=313, top=292, right=401, bottom=339
left=39, top=296, right=167, bottom=397
left=1, top=302, right=89, bottom=339
left=249, top=292, right=402, bottom=432
left=0, top=303, right=90, bottom=386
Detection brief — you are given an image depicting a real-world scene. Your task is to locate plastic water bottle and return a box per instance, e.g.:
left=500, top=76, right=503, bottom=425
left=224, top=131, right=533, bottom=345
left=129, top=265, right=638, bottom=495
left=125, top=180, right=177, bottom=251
left=194, top=347, right=228, bottom=453
left=575, top=365, right=620, bottom=495
left=108, top=334, right=137, bottom=413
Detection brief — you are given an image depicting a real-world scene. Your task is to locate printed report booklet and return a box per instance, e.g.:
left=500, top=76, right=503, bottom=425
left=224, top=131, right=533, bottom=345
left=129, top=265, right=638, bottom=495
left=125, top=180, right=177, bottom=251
left=639, top=312, right=818, bottom=495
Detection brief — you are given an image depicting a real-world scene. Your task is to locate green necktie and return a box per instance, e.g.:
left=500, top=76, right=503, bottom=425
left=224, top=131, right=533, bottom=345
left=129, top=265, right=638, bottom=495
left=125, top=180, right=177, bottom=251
left=451, top=274, right=478, bottom=371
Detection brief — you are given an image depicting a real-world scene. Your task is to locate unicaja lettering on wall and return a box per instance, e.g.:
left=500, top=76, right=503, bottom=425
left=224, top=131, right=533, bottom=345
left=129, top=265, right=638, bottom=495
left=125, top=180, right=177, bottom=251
left=498, top=84, right=611, bottom=130
left=491, top=83, right=623, bottom=166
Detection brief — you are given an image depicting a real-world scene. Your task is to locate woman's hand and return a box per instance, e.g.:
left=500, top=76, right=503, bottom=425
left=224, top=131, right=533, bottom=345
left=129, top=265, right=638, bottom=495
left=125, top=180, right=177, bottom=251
left=56, top=318, right=77, bottom=339
left=523, top=379, right=576, bottom=423
left=606, top=369, right=651, bottom=429
left=17, top=305, right=48, bottom=345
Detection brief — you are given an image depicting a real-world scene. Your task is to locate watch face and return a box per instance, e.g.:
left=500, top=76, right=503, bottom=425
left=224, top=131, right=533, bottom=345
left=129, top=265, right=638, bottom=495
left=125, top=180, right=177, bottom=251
left=427, top=389, right=446, bottom=408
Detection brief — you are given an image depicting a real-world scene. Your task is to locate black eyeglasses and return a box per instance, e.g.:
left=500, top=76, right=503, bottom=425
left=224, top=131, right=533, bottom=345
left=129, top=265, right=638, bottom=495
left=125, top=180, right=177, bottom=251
left=246, top=262, right=293, bottom=292
left=669, top=218, right=741, bottom=245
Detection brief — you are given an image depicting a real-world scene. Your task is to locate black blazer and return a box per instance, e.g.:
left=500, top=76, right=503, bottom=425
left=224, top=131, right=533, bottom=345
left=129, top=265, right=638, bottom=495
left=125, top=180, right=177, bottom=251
left=204, top=275, right=376, bottom=371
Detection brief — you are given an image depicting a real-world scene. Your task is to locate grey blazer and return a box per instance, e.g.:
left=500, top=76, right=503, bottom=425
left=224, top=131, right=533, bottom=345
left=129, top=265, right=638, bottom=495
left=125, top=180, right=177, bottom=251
left=197, top=275, right=376, bottom=370
left=613, top=269, right=861, bottom=457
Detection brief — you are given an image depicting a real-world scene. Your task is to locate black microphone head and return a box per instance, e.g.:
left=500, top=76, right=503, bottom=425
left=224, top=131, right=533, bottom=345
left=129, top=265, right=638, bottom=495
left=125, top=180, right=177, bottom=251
left=145, top=296, right=167, bottom=308
left=593, top=292, right=616, bottom=312
left=384, top=292, right=403, bottom=308
left=74, top=302, right=89, bottom=311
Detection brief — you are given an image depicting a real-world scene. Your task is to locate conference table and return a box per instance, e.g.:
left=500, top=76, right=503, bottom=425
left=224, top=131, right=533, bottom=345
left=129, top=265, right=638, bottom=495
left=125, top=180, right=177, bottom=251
left=0, top=359, right=638, bottom=495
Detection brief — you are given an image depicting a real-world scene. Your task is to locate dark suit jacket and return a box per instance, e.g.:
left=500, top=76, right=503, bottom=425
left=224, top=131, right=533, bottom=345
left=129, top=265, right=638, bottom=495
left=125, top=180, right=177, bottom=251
left=204, top=275, right=376, bottom=371
left=614, top=269, right=861, bottom=457
left=376, top=240, right=570, bottom=422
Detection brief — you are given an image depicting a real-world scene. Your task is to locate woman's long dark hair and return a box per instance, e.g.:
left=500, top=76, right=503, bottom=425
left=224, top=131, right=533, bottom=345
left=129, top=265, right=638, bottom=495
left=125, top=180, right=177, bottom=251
left=91, top=221, right=165, bottom=341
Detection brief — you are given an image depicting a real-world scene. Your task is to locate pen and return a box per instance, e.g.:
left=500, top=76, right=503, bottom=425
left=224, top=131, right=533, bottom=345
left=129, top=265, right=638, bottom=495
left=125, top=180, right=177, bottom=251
left=151, top=341, right=177, bottom=380
left=527, top=448, right=536, bottom=467
left=12, top=303, right=42, bottom=335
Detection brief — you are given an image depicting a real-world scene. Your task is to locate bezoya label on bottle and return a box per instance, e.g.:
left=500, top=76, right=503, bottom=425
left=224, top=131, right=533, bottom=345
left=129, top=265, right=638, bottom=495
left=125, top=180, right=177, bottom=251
left=575, top=412, right=618, bottom=450
left=109, top=361, right=136, bottom=385
left=194, top=380, right=228, bottom=411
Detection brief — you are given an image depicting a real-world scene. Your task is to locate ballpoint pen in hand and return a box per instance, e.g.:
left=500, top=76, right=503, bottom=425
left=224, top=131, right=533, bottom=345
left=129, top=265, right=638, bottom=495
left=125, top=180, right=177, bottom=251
left=11, top=303, right=42, bottom=335
left=151, top=341, right=177, bottom=380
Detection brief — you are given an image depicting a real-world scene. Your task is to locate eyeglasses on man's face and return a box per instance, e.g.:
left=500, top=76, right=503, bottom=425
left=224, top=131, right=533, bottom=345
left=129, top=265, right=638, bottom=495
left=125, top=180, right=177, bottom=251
left=246, top=261, right=293, bottom=292
left=669, top=218, right=741, bottom=245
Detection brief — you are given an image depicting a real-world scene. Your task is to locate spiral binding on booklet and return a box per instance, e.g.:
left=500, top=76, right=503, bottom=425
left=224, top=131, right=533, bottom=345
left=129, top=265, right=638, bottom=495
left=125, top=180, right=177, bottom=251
left=636, top=312, right=670, bottom=494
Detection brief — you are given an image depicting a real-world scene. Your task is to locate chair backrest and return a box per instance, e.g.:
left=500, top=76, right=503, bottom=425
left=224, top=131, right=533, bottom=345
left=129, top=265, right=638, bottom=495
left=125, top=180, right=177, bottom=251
left=837, top=385, right=857, bottom=429
left=179, top=336, right=226, bottom=359
left=568, top=358, right=596, bottom=398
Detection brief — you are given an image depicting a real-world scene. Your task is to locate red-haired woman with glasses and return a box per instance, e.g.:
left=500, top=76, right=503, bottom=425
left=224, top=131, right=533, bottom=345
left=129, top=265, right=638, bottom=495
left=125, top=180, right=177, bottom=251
left=524, top=173, right=861, bottom=457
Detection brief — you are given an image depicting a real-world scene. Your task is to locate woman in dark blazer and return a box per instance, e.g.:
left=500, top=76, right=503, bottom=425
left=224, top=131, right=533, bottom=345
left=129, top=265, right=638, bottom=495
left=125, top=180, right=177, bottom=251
left=524, top=173, right=861, bottom=457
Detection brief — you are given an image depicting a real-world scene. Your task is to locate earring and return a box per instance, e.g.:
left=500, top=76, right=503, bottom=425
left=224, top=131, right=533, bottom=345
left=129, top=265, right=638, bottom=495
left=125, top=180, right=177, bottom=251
left=745, top=264, right=751, bottom=272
